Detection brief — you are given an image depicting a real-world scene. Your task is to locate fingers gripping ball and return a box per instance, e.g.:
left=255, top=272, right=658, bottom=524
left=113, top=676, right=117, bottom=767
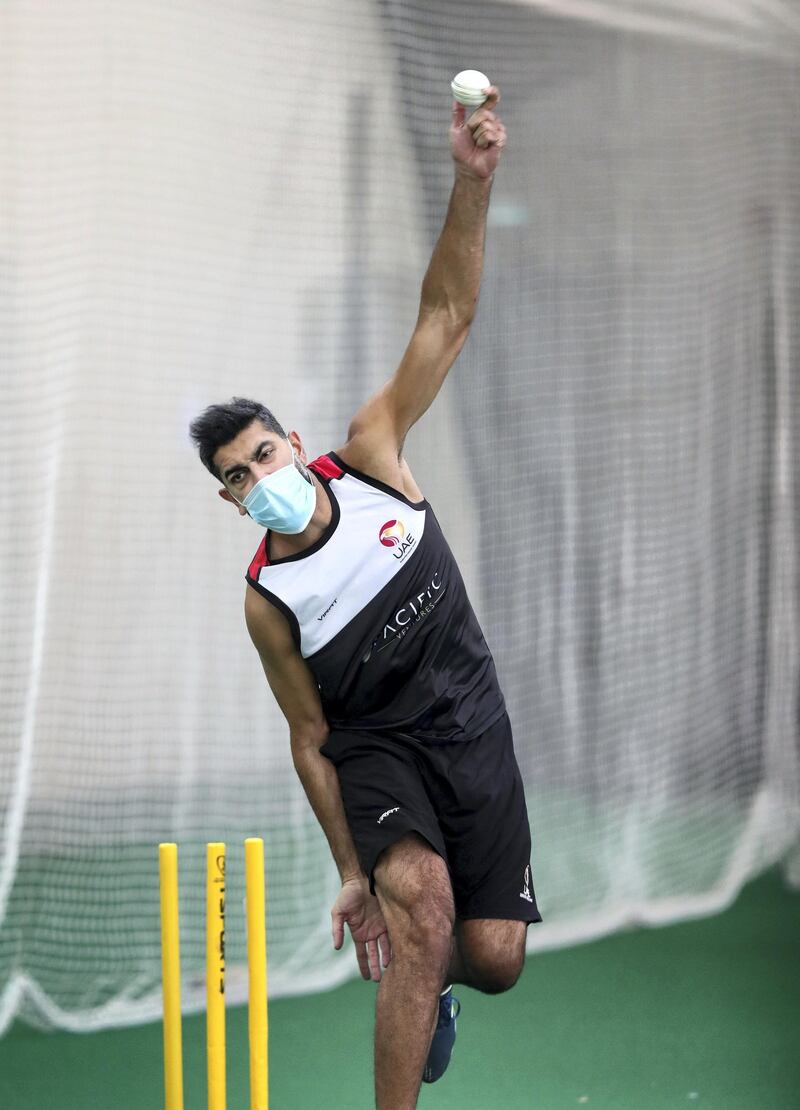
left=449, top=75, right=505, bottom=174
left=451, top=69, right=490, bottom=107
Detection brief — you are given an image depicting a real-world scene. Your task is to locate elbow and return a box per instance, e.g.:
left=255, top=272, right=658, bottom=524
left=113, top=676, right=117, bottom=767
left=449, top=303, right=475, bottom=331
left=419, top=268, right=480, bottom=332
left=290, top=721, right=330, bottom=763
left=457, top=308, right=476, bottom=332
left=418, top=300, right=474, bottom=338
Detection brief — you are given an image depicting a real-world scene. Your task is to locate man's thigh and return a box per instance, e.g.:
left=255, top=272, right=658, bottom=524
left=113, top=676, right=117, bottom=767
left=427, top=714, right=542, bottom=925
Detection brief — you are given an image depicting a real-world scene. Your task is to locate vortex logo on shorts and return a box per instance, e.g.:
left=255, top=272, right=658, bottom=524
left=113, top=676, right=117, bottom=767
left=379, top=519, right=405, bottom=547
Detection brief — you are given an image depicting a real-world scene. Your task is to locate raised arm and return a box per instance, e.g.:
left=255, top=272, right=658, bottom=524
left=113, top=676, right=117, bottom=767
left=341, top=87, right=507, bottom=483
left=244, top=586, right=392, bottom=980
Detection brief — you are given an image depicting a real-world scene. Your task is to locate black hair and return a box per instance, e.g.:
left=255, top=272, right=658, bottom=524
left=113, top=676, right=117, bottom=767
left=189, top=397, right=287, bottom=480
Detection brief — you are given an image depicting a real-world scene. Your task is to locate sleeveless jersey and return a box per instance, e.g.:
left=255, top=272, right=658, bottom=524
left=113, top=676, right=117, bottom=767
left=245, top=452, right=505, bottom=743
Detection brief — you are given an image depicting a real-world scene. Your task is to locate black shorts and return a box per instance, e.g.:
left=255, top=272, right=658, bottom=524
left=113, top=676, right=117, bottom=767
left=320, top=712, right=542, bottom=924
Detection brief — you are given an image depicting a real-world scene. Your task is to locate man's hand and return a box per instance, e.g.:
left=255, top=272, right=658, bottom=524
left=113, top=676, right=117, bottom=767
left=450, top=86, right=506, bottom=180
left=338, top=85, right=503, bottom=487
left=331, top=875, right=393, bottom=982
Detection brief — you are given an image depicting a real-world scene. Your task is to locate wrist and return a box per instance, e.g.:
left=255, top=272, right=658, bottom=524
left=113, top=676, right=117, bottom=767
left=454, top=164, right=494, bottom=186
left=341, top=870, right=366, bottom=886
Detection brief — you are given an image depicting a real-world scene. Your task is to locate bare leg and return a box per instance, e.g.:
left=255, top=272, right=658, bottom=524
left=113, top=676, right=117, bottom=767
left=373, top=834, right=455, bottom=1110
left=447, top=918, right=527, bottom=994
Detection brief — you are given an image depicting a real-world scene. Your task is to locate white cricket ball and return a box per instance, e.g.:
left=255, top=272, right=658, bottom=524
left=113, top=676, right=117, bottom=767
left=451, top=69, right=490, bottom=107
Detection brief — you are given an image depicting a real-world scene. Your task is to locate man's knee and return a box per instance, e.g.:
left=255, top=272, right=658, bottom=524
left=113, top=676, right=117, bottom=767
left=374, top=833, right=455, bottom=965
left=468, top=949, right=525, bottom=994
left=457, top=920, right=527, bottom=994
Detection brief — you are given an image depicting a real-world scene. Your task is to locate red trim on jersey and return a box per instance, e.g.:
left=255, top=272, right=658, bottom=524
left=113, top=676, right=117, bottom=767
left=247, top=534, right=269, bottom=577
left=309, top=454, right=344, bottom=480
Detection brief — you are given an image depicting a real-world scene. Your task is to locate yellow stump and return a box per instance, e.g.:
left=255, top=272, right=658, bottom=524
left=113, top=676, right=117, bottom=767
left=159, top=843, right=184, bottom=1110
left=245, top=837, right=269, bottom=1110
left=206, top=843, right=227, bottom=1110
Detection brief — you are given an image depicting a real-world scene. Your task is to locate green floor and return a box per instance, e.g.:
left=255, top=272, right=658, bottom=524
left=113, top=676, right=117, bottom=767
left=2, top=867, right=798, bottom=1109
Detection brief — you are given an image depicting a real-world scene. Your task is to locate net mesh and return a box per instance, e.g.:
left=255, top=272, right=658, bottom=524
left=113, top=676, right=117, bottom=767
left=1, top=0, right=798, bottom=1032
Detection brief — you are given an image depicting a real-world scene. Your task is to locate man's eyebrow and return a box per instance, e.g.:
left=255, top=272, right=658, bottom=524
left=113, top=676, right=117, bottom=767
left=222, top=441, right=272, bottom=482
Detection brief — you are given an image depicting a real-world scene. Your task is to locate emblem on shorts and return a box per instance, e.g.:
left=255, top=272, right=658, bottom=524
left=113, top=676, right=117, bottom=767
left=519, top=864, right=533, bottom=903
left=377, top=807, right=400, bottom=825
left=379, top=520, right=416, bottom=561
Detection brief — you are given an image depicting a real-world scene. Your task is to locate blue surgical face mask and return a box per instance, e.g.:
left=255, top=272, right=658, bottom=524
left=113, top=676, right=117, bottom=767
left=240, top=448, right=316, bottom=534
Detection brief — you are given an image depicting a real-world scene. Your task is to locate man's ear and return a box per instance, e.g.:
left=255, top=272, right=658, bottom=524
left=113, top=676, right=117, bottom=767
left=218, top=487, right=248, bottom=516
left=288, top=429, right=307, bottom=464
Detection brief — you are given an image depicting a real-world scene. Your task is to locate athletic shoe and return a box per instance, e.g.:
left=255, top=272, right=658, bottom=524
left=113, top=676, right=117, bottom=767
left=422, top=987, right=461, bottom=1084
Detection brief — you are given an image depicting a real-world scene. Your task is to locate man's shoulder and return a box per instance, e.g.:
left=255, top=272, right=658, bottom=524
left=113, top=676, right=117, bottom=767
left=308, top=452, right=344, bottom=481
left=247, top=533, right=269, bottom=580
left=331, top=442, right=425, bottom=504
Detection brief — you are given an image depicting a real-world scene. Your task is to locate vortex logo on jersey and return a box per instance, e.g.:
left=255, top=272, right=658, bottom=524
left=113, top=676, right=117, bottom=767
left=379, top=519, right=405, bottom=547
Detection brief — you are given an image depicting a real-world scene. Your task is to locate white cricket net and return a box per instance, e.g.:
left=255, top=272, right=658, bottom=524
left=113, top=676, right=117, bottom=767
left=1, top=0, right=798, bottom=1032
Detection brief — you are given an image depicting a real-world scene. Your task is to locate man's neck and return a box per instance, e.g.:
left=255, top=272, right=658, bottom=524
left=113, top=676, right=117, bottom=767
left=267, top=475, right=332, bottom=560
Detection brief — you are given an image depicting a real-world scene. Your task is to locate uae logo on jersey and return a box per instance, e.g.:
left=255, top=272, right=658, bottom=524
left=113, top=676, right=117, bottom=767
left=379, top=519, right=404, bottom=547
left=379, top=519, right=416, bottom=561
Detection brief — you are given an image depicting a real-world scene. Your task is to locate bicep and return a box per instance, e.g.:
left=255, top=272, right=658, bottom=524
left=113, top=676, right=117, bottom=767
left=244, top=587, right=328, bottom=743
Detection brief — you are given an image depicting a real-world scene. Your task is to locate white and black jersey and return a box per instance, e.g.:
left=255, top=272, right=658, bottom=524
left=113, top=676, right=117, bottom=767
left=246, top=452, right=505, bottom=743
